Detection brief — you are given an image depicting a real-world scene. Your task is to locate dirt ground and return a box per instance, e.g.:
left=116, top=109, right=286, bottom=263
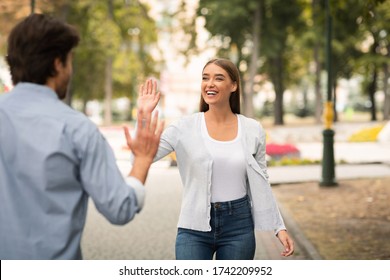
left=272, top=176, right=390, bottom=260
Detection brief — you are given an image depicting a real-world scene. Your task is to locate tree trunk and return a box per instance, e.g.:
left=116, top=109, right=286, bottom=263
left=58, top=2, right=72, bottom=107
left=368, top=66, right=377, bottom=121
left=30, top=0, right=35, bottom=13
left=313, top=0, right=322, bottom=123
left=64, top=81, right=73, bottom=107
left=367, top=36, right=378, bottom=121
left=103, top=56, right=113, bottom=125
left=333, top=81, right=338, bottom=122
left=103, top=0, right=114, bottom=126
left=270, top=56, right=284, bottom=125
left=82, top=98, right=88, bottom=115
left=243, top=2, right=261, bottom=118
left=383, top=53, right=390, bottom=120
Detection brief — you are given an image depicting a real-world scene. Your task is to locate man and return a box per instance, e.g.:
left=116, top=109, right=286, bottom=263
left=0, top=14, right=163, bottom=259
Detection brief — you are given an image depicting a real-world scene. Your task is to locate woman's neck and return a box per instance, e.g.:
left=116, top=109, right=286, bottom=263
left=205, top=106, right=236, bottom=124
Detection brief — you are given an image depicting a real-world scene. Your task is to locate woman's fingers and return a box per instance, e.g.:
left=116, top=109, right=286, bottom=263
left=139, top=79, right=160, bottom=97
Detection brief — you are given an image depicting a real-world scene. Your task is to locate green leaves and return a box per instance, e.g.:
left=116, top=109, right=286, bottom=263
left=65, top=0, right=159, bottom=104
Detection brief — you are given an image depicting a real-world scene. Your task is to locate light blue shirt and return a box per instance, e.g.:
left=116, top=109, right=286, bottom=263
left=0, top=83, right=145, bottom=259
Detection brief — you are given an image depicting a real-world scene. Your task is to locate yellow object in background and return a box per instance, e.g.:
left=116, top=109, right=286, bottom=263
left=348, top=125, right=385, bottom=142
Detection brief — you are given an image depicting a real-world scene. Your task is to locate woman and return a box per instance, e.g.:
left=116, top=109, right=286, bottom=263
left=132, top=58, right=294, bottom=260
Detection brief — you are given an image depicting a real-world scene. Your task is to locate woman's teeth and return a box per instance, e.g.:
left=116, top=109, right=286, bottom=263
left=207, top=91, right=217, bottom=96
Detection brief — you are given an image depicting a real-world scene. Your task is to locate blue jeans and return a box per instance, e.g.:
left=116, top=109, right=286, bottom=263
left=175, top=195, right=255, bottom=260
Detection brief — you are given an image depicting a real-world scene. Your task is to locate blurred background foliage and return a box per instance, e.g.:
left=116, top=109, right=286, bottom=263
left=0, top=0, right=389, bottom=125
left=1, top=0, right=160, bottom=124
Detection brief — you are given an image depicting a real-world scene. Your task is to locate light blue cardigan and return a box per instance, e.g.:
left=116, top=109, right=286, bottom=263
left=143, top=112, right=286, bottom=233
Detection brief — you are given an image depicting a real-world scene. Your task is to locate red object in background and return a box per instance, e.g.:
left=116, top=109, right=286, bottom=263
left=266, top=143, right=300, bottom=157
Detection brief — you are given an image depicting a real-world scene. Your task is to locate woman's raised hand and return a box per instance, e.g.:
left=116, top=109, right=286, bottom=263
left=137, top=79, right=161, bottom=113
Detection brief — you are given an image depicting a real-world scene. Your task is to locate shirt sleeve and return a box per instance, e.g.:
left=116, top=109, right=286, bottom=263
left=125, top=176, right=145, bottom=210
left=77, top=124, right=144, bottom=225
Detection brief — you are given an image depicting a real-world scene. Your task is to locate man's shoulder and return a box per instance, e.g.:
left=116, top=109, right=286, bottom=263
left=0, top=91, right=13, bottom=106
left=65, top=109, right=99, bottom=133
left=45, top=101, right=99, bottom=139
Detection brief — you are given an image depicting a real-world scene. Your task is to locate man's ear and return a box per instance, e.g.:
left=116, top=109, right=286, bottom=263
left=53, top=57, right=63, bottom=73
left=45, top=58, right=62, bottom=88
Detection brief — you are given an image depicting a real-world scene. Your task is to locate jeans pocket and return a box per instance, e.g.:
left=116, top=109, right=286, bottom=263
left=232, top=202, right=252, bottom=219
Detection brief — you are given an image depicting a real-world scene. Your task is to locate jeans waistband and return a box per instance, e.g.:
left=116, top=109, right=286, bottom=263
left=211, top=195, right=249, bottom=210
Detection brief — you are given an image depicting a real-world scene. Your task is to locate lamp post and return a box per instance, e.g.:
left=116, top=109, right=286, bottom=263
left=320, top=0, right=337, bottom=187
left=31, top=0, right=35, bottom=13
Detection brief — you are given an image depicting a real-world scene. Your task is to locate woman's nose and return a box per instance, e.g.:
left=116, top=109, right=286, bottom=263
left=207, top=79, right=215, bottom=87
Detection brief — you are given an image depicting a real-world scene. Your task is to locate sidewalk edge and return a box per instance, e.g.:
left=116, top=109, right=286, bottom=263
left=278, top=202, right=323, bottom=260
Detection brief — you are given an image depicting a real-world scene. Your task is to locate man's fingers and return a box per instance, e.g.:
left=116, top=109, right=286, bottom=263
left=137, top=107, right=163, bottom=139
left=155, top=91, right=161, bottom=102
left=152, top=80, right=157, bottom=95
left=146, top=79, right=152, bottom=95
left=123, top=126, right=132, bottom=148
left=136, top=109, right=145, bottom=131
left=156, top=119, right=165, bottom=138
left=150, top=110, right=159, bottom=134
left=137, top=109, right=152, bottom=130
left=139, top=84, right=144, bottom=97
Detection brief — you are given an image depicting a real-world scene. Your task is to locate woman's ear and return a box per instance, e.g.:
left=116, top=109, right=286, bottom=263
left=231, top=82, right=237, bottom=93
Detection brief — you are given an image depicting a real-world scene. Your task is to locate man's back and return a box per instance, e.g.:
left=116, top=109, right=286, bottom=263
left=0, top=83, right=141, bottom=259
left=1, top=13, right=163, bottom=260
left=0, top=83, right=92, bottom=259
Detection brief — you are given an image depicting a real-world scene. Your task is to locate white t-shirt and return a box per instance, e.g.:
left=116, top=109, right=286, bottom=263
left=201, top=113, right=247, bottom=203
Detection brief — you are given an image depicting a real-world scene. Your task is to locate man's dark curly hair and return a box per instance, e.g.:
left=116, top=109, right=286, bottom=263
left=6, top=13, right=80, bottom=85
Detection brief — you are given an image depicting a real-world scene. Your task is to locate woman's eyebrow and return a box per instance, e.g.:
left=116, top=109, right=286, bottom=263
left=202, top=73, right=225, bottom=77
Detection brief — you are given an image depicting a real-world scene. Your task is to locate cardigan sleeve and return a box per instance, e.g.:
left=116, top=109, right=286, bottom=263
left=253, top=122, right=270, bottom=180
left=129, top=120, right=180, bottom=164
left=153, top=123, right=179, bottom=161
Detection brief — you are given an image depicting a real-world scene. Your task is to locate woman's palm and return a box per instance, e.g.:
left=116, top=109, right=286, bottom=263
left=138, top=79, right=160, bottom=113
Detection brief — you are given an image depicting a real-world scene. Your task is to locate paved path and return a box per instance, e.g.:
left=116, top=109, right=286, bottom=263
left=81, top=165, right=314, bottom=260
left=82, top=165, right=179, bottom=260
left=82, top=122, right=390, bottom=260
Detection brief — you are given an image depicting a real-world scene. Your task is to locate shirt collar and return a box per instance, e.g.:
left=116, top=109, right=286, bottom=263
left=13, top=82, right=59, bottom=100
